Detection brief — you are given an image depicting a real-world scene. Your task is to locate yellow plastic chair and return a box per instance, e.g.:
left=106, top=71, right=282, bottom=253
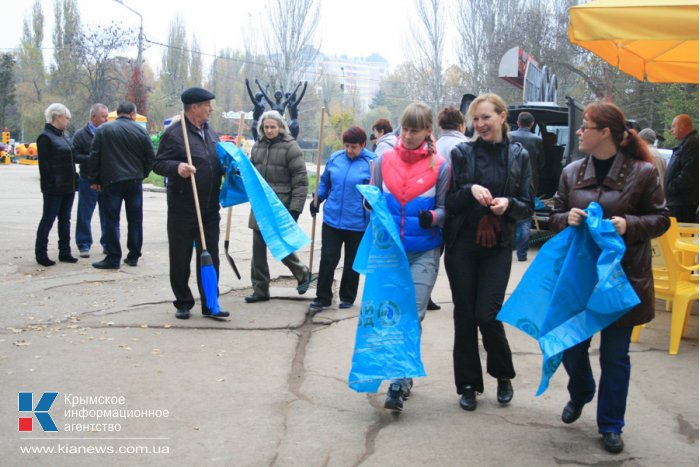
left=632, top=218, right=699, bottom=354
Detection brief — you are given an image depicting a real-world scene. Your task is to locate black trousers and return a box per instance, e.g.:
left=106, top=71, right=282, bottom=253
left=167, top=208, right=220, bottom=313
left=316, top=223, right=364, bottom=305
left=668, top=205, right=698, bottom=223
left=445, top=236, right=515, bottom=394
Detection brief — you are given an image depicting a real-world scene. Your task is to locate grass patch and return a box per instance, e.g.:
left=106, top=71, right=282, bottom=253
left=144, top=171, right=165, bottom=188
left=307, top=173, right=318, bottom=195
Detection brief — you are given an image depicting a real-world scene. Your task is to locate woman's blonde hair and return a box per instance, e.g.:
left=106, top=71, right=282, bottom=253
left=399, top=102, right=436, bottom=167
left=466, top=93, right=509, bottom=141
left=44, top=103, right=71, bottom=124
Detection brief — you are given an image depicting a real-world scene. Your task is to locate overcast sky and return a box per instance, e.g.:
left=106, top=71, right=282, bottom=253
left=2, top=0, right=460, bottom=73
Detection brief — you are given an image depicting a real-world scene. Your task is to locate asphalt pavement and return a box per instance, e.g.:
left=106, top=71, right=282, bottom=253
left=0, top=164, right=697, bottom=466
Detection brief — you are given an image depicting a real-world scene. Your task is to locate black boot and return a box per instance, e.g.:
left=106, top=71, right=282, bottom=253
left=459, top=385, right=477, bottom=411
left=561, top=401, right=584, bottom=424
left=497, top=378, right=513, bottom=404
left=601, top=432, right=624, bottom=454
left=36, top=257, right=56, bottom=267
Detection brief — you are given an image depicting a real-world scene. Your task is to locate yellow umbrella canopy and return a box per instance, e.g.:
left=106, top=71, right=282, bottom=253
left=569, top=0, right=699, bottom=83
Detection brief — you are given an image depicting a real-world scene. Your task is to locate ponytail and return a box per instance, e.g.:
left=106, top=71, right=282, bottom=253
left=425, top=135, right=437, bottom=169
left=620, top=128, right=652, bottom=163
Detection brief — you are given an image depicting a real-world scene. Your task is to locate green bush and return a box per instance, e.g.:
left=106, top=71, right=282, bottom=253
left=144, top=171, right=165, bottom=188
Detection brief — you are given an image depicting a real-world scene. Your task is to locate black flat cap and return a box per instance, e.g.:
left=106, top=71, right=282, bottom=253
left=181, top=87, right=215, bottom=105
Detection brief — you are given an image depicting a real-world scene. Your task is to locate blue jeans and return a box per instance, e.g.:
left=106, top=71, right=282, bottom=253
left=563, top=325, right=634, bottom=433
left=75, top=176, right=106, bottom=252
left=101, top=180, right=143, bottom=266
left=515, top=218, right=531, bottom=260
left=35, top=193, right=75, bottom=258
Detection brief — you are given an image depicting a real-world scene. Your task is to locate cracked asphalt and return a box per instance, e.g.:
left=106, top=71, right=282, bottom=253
left=0, top=164, right=697, bottom=466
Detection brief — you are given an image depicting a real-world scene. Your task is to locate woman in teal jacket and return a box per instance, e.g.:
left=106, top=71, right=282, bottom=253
left=309, top=126, right=376, bottom=312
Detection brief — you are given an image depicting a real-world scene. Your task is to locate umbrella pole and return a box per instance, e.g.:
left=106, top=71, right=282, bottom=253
left=180, top=111, right=221, bottom=315
left=309, top=108, right=325, bottom=275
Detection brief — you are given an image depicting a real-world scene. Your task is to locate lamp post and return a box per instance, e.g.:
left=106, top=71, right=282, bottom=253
left=114, top=0, right=146, bottom=116
left=114, top=0, right=143, bottom=71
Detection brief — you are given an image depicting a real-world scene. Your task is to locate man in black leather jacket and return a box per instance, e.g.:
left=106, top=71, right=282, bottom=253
left=88, top=102, right=155, bottom=269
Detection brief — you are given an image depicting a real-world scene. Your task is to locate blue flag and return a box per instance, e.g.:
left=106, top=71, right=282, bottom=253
left=348, top=185, right=426, bottom=393
left=216, top=142, right=310, bottom=261
left=217, top=143, right=249, bottom=207
left=498, top=202, right=640, bottom=395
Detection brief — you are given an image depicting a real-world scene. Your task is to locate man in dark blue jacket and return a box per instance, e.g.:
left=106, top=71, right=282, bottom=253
left=665, top=114, right=698, bottom=223
left=88, top=102, right=155, bottom=269
left=72, top=103, right=108, bottom=257
left=509, top=112, right=543, bottom=261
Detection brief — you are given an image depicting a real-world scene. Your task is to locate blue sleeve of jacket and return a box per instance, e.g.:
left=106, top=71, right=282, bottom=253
left=317, top=154, right=335, bottom=202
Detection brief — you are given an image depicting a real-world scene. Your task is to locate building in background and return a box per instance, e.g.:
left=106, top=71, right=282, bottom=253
left=303, top=53, right=390, bottom=111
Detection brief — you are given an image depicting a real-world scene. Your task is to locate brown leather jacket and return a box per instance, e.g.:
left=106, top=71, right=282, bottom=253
left=550, top=151, right=670, bottom=327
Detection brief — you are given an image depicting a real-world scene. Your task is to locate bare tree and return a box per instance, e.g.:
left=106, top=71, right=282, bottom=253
left=51, top=0, right=83, bottom=102
left=160, top=15, right=189, bottom=108
left=188, top=34, right=203, bottom=88
left=410, top=0, right=445, bottom=117
left=455, top=0, right=524, bottom=100
left=263, top=0, right=320, bottom=90
left=15, top=0, right=46, bottom=139
left=78, top=23, right=136, bottom=106
left=17, top=0, right=45, bottom=103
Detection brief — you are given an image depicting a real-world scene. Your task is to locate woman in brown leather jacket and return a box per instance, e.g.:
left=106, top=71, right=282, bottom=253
left=549, top=101, right=669, bottom=454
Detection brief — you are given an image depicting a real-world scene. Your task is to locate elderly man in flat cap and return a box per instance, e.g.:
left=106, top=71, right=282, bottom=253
left=153, top=87, right=230, bottom=320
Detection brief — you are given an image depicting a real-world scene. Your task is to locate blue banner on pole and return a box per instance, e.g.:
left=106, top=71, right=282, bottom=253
left=216, top=142, right=310, bottom=261
left=348, top=185, right=426, bottom=393
left=498, top=202, right=640, bottom=395
left=217, top=142, right=249, bottom=207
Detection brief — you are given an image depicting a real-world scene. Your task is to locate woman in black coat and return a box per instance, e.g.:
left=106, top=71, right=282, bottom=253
left=35, top=103, right=78, bottom=266
left=445, top=93, right=533, bottom=412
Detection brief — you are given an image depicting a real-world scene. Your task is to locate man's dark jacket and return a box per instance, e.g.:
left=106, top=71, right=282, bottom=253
left=152, top=117, right=222, bottom=215
left=88, top=116, right=155, bottom=188
left=664, top=130, right=699, bottom=207
left=72, top=123, right=95, bottom=178
left=509, top=128, right=545, bottom=193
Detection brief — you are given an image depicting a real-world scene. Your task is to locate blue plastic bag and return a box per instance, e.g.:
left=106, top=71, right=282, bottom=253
left=216, top=142, right=310, bottom=261
left=217, top=143, right=249, bottom=207
left=498, top=202, right=640, bottom=395
left=348, top=185, right=426, bottom=393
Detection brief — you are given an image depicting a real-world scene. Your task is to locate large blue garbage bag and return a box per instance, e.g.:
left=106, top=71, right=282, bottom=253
left=217, top=142, right=249, bottom=207
left=216, top=142, right=310, bottom=261
left=348, top=185, right=426, bottom=393
left=498, top=202, right=640, bottom=395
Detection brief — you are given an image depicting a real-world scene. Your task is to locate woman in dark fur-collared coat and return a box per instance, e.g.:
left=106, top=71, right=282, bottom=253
left=549, top=101, right=669, bottom=454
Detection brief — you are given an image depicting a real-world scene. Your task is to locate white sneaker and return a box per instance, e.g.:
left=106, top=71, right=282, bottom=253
left=79, top=250, right=90, bottom=258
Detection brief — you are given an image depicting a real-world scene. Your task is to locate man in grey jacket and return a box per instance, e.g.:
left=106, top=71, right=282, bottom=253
left=72, top=103, right=108, bottom=257
left=88, top=102, right=155, bottom=269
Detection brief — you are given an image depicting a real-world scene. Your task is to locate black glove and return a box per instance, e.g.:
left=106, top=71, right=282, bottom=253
left=309, top=197, right=320, bottom=217
left=418, top=210, right=433, bottom=229
left=289, top=210, right=300, bottom=222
